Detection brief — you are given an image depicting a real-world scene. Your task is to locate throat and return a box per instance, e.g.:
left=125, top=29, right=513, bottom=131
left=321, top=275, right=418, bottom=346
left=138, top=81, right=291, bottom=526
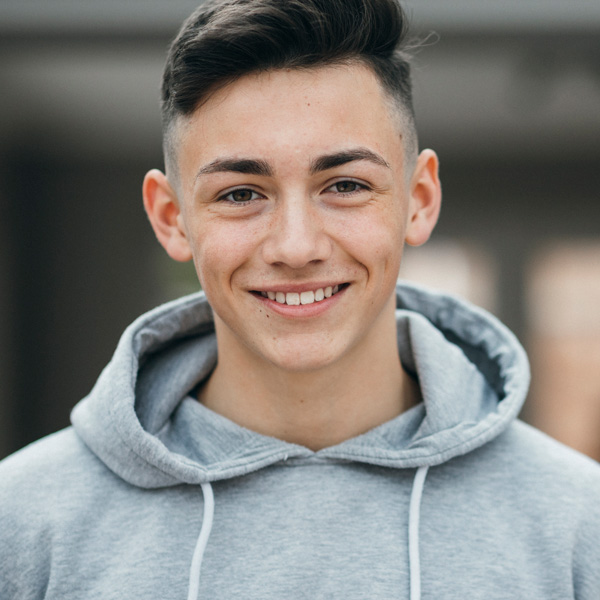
left=197, top=355, right=419, bottom=451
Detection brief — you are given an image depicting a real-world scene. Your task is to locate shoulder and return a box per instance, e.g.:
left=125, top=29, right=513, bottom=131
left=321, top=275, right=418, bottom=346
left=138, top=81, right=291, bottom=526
left=0, top=427, right=110, bottom=497
left=500, top=420, right=600, bottom=484
left=0, top=428, right=112, bottom=596
left=0, top=427, right=135, bottom=543
left=469, top=419, right=600, bottom=502
left=446, top=419, right=600, bottom=523
left=480, top=421, right=600, bottom=547
left=0, top=428, right=122, bottom=533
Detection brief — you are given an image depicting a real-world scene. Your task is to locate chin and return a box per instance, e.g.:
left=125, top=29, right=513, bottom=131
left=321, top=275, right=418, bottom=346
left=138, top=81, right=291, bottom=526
left=261, top=341, right=347, bottom=374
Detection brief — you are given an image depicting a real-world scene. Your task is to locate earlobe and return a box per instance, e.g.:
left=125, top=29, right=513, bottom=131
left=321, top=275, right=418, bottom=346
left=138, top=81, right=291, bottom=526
left=142, top=169, right=193, bottom=262
left=404, top=149, right=442, bottom=247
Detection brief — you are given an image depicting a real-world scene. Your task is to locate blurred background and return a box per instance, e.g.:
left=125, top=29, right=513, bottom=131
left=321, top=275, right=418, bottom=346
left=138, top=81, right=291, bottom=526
left=1, top=0, right=599, bottom=461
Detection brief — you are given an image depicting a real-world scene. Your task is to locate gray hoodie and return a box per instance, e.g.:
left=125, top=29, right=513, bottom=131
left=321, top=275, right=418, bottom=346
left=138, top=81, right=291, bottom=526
left=1, top=283, right=599, bottom=599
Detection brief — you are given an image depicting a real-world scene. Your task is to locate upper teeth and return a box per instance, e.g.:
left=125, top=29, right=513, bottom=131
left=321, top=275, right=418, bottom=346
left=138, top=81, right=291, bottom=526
left=261, top=285, right=340, bottom=305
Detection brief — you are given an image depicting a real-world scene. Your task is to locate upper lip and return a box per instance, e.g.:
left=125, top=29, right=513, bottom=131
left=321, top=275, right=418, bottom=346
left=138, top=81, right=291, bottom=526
left=251, top=282, right=347, bottom=294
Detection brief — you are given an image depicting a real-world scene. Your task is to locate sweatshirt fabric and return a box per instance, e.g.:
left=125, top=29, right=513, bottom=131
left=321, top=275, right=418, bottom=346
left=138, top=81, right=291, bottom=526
left=1, top=282, right=600, bottom=599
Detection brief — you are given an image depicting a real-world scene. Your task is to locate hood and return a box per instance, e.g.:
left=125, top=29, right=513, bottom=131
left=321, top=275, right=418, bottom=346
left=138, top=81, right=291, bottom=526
left=71, top=282, right=530, bottom=488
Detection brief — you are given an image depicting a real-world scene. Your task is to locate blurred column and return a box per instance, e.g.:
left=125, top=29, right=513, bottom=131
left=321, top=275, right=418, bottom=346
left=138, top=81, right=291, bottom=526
left=527, top=242, right=600, bottom=460
left=3, top=148, right=59, bottom=457
left=400, top=239, right=498, bottom=312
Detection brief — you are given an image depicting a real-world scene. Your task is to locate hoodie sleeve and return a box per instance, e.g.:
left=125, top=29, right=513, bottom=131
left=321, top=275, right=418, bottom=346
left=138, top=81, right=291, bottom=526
left=0, top=455, right=52, bottom=600
left=572, top=467, right=600, bottom=600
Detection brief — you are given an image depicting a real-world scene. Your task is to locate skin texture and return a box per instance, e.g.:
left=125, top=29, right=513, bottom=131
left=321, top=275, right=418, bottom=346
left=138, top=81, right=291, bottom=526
left=143, top=64, right=441, bottom=449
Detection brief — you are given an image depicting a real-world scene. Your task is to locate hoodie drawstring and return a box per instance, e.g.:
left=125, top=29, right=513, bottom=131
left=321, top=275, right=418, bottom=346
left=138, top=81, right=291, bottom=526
left=187, top=482, right=215, bottom=600
left=187, top=470, right=427, bottom=600
left=408, top=466, right=429, bottom=600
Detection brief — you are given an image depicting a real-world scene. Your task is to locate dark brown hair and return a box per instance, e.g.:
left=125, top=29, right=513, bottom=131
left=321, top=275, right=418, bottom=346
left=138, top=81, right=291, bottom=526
left=162, top=0, right=417, bottom=175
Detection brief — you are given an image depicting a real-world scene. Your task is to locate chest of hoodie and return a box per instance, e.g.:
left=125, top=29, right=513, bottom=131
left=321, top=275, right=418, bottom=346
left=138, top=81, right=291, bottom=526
left=40, top=455, right=575, bottom=600
left=201, top=460, right=417, bottom=597
left=38, top=460, right=415, bottom=599
left=190, top=457, right=573, bottom=599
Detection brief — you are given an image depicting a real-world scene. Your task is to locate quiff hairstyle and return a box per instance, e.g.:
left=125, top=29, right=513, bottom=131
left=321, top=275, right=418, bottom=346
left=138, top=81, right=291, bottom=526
left=161, top=0, right=418, bottom=179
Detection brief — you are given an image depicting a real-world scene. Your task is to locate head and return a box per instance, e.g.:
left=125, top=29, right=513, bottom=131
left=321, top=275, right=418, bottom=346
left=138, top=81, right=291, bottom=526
left=144, top=0, right=441, bottom=374
left=161, top=0, right=418, bottom=185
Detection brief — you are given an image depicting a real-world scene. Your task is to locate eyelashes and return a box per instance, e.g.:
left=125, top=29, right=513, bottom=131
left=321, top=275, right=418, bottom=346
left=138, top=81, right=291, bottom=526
left=217, top=188, right=265, bottom=204
left=324, top=180, right=368, bottom=195
left=217, top=179, right=370, bottom=205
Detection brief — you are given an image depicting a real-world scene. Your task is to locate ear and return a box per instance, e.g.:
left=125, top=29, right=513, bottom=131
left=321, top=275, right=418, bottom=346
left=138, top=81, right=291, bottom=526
left=404, top=149, right=442, bottom=247
left=142, top=169, right=193, bottom=262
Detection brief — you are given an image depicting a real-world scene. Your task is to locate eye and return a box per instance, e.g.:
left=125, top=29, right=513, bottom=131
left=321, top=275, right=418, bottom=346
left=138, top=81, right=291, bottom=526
left=219, top=188, right=263, bottom=204
left=325, top=180, right=366, bottom=194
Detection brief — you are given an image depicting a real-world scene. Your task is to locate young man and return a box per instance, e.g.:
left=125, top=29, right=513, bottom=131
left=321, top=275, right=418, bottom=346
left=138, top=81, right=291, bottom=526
left=1, top=0, right=599, bottom=598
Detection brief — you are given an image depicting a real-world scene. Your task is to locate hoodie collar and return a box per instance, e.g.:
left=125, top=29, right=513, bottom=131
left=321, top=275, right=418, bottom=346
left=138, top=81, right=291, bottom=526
left=71, top=283, right=529, bottom=487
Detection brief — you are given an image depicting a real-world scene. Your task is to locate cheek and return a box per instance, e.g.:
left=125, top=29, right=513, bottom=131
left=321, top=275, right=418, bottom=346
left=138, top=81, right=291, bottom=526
left=188, top=221, right=260, bottom=290
left=335, top=209, right=406, bottom=273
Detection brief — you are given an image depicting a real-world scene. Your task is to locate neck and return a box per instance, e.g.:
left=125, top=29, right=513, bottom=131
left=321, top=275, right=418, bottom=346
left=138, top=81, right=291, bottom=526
left=198, top=302, right=420, bottom=450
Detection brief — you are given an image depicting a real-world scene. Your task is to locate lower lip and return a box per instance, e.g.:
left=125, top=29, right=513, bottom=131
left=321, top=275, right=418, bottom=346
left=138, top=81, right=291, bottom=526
left=252, top=286, right=348, bottom=318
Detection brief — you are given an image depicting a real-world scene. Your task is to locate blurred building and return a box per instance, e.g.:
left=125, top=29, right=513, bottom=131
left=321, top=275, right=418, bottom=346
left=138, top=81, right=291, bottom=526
left=1, top=0, right=599, bottom=459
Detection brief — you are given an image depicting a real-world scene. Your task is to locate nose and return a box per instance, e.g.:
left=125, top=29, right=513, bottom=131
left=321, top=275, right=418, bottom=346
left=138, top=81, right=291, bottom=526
left=261, top=196, right=332, bottom=269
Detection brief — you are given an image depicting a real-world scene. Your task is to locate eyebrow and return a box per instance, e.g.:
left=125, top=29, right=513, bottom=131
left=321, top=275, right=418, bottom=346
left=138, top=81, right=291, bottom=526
left=310, top=148, right=391, bottom=174
left=196, top=158, right=273, bottom=179
left=195, top=147, right=390, bottom=180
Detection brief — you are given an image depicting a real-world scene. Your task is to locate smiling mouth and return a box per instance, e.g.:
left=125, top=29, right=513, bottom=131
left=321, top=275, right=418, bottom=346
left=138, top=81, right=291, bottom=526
left=251, top=284, right=349, bottom=306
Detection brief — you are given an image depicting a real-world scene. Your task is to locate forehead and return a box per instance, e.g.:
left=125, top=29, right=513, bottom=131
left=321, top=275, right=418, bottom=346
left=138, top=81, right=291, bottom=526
left=175, top=64, right=406, bottom=184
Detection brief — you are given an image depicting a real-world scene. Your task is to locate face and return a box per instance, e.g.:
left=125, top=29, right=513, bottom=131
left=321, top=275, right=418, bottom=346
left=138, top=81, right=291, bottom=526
left=146, top=64, right=440, bottom=373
